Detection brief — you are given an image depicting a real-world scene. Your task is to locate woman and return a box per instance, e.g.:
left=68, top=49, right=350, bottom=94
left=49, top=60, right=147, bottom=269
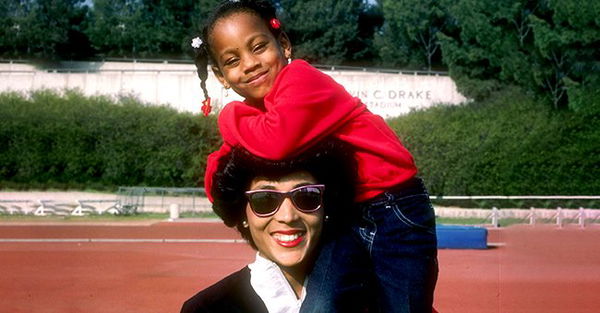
left=180, top=139, right=370, bottom=313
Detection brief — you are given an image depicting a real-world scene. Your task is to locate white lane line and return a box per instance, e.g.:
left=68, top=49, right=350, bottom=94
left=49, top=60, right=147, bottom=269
left=0, top=238, right=91, bottom=243
left=0, top=238, right=247, bottom=243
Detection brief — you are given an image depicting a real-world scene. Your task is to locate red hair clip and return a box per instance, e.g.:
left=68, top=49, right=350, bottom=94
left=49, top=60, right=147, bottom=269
left=270, top=18, right=281, bottom=30
left=201, top=98, right=212, bottom=116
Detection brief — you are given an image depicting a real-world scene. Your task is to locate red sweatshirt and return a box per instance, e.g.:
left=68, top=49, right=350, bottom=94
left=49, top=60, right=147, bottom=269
left=204, top=60, right=417, bottom=202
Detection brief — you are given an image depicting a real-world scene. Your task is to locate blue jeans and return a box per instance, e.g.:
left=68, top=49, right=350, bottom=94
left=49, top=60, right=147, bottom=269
left=301, top=177, right=438, bottom=313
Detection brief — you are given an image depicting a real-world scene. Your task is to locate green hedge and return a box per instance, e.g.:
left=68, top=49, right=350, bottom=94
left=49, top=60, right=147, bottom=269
left=0, top=90, right=221, bottom=190
left=388, top=87, right=600, bottom=195
left=2, top=87, right=598, bottom=195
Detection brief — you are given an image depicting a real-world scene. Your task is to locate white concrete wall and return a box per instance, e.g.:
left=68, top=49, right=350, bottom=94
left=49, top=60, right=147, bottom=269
left=0, top=61, right=467, bottom=118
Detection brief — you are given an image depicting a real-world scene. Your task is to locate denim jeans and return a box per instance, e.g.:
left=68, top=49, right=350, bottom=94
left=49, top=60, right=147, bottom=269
left=301, top=178, right=438, bottom=313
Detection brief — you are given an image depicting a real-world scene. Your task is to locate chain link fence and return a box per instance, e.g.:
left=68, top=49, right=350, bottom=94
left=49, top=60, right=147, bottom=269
left=116, top=187, right=211, bottom=214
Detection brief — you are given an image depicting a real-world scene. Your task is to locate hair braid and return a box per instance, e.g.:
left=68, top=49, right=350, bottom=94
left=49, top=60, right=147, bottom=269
left=190, top=38, right=212, bottom=115
left=193, top=46, right=209, bottom=101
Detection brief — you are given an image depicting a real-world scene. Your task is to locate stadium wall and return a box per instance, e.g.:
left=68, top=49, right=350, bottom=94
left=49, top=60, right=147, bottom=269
left=0, top=60, right=467, bottom=118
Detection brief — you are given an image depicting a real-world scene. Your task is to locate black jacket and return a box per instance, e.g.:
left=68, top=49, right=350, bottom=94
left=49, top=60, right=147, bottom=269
left=181, top=267, right=268, bottom=313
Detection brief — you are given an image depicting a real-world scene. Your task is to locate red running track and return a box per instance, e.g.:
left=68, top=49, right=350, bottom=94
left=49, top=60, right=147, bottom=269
left=0, top=221, right=599, bottom=313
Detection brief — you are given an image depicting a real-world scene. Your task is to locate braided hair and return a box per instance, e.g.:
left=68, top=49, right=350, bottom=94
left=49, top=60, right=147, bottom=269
left=190, top=0, right=285, bottom=114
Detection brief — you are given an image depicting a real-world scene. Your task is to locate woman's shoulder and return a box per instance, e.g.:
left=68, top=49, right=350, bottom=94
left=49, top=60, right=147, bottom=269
left=180, top=267, right=267, bottom=313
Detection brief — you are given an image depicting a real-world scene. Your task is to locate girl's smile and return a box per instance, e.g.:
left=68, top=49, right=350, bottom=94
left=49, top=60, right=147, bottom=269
left=245, top=69, right=269, bottom=86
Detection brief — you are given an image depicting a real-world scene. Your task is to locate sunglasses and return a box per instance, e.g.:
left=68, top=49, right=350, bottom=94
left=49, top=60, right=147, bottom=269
left=245, top=184, right=325, bottom=217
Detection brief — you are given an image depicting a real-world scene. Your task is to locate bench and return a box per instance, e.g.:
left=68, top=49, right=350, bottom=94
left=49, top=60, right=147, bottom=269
left=0, top=200, right=37, bottom=215
left=73, top=200, right=121, bottom=216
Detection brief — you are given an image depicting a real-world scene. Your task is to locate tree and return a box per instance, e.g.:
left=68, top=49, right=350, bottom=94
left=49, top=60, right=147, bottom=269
left=278, top=0, right=366, bottom=65
left=438, top=0, right=536, bottom=100
left=345, top=1, right=384, bottom=66
left=375, top=0, right=447, bottom=71
left=194, top=0, right=221, bottom=29
left=0, top=0, right=88, bottom=60
left=85, top=0, right=204, bottom=58
left=143, top=0, right=201, bottom=58
left=438, top=0, right=599, bottom=109
left=0, top=0, right=27, bottom=57
left=529, top=0, right=600, bottom=110
left=186, top=0, right=220, bottom=52
left=85, top=0, right=147, bottom=57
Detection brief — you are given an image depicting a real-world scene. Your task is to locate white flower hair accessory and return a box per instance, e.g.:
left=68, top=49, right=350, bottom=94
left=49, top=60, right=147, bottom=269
left=191, top=37, right=203, bottom=49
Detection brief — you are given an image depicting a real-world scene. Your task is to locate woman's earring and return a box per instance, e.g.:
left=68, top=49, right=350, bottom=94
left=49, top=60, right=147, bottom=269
left=287, top=57, right=292, bottom=64
left=324, top=215, right=330, bottom=222
left=224, top=87, right=229, bottom=97
left=242, top=220, right=249, bottom=228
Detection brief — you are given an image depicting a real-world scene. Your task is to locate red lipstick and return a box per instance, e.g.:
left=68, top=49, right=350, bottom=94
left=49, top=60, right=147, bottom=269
left=272, top=230, right=305, bottom=248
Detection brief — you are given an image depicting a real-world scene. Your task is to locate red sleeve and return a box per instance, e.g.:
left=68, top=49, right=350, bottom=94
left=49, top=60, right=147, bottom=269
left=218, top=60, right=364, bottom=160
left=203, top=143, right=232, bottom=203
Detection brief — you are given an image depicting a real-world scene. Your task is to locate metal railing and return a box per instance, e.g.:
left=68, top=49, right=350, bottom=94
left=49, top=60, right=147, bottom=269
left=0, top=199, right=121, bottom=216
left=431, top=195, right=600, bottom=228
left=2, top=192, right=598, bottom=225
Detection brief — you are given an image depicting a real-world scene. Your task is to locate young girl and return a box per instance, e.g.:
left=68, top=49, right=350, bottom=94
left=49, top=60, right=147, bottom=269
left=191, top=1, right=438, bottom=312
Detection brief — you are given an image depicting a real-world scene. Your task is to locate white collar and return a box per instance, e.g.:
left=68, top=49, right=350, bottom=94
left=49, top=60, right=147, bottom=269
left=248, top=253, right=306, bottom=313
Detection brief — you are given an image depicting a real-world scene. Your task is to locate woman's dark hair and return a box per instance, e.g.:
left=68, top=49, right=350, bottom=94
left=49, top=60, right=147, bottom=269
left=211, top=138, right=357, bottom=249
left=190, top=0, right=284, bottom=102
